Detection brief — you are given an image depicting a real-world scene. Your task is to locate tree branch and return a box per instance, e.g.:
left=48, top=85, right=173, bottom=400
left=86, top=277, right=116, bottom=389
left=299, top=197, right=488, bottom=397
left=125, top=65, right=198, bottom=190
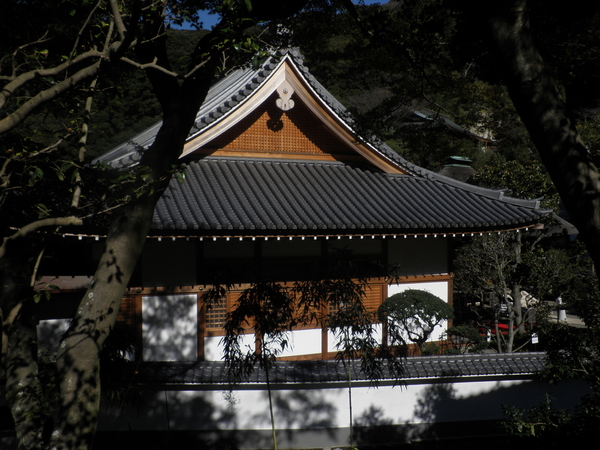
left=0, top=58, right=102, bottom=136
left=108, top=0, right=127, bottom=41
left=72, top=76, right=98, bottom=210
left=0, top=49, right=102, bottom=113
left=0, top=217, right=83, bottom=260
left=340, top=0, right=373, bottom=38
left=0, top=32, right=52, bottom=80
left=482, top=0, right=600, bottom=281
left=106, top=0, right=143, bottom=61
left=69, top=0, right=104, bottom=61
left=120, top=56, right=181, bottom=78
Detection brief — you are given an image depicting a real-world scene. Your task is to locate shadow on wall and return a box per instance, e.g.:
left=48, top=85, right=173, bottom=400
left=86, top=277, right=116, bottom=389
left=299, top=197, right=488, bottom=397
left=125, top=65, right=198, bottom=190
left=354, top=405, right=410, bottom=445
left=354, top=376, right=588, bottom=447
left=268, top=389, right=338, bottom=443
left=97, top=390, right=240, bottom=450
left=142, top=294, right=199, bottom=361
left=413, top=378, right=587, bottom=425
left=97, top=387, right=341, bottom=450
left=96, top=374, right=589, bottom=449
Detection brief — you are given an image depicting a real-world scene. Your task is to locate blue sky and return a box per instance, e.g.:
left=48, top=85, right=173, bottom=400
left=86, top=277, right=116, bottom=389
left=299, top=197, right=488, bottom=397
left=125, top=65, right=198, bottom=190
left=185, top=1, right=384, bottom=30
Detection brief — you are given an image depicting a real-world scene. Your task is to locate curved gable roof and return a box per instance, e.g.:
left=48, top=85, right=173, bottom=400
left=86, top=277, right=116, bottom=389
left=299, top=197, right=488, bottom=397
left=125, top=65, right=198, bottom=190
left=98, top=50, right=411, bottom=174
left=96, top=49, right=550, bottom=237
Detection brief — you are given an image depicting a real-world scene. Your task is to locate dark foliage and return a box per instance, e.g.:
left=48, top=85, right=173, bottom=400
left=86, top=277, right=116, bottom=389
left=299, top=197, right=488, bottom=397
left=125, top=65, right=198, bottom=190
left=379, top=289, right=453, bottom=352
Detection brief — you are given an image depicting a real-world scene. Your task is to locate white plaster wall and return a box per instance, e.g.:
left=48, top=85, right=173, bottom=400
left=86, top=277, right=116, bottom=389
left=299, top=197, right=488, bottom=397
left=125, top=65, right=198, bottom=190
left=387, top=281, right=449, bottom=343
left=388, top=281, right=448, bottom=301
left=206, top=329, right=322, bottom=360
left=274, top=328, right=322, bottom=358
left=142, top=294, right=198, bottom=361
left=104, top=377, right=587, bottom=434
left=328, top=324, right=383, bottom=353
left=37, top=319, right=70, bottom=355
left=204, top=333, right=255, bottom=361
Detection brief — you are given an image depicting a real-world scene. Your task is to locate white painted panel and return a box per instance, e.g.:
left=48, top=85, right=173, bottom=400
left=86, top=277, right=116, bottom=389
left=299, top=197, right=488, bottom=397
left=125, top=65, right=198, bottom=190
left=328, top=324, right=383, bottom=353
left=272, top=329, right=322, bottom=358
left=206, top=330, right=323, bottom=360
left=387, top=281, right=448, bottom=301
left=387, top=281, right=449, bottom=343
left=37, top=319, right=70, bottom=355
left=142, top=294, right=198, bottom=361
left=204, top=333, right=255, bottom=362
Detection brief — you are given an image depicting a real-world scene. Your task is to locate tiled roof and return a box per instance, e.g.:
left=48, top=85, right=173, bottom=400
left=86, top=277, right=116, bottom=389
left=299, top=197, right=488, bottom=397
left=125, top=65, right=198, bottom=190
left=135, top=353, right=546, bottom=388
left=152, top=157, right=546, bottom=236
left=95, top=51, right=298, bottom=170
left=92, top=49, right=472, bottom=178
left=95, top=49, right=550, bottom=236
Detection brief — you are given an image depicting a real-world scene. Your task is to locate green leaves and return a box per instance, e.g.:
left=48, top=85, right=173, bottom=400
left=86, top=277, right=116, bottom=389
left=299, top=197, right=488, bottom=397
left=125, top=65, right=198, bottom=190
left=502, top=391, right=600, bottom=445
left=379, top=289, right=453, bottom=351
left=172, top=164, right=186, bottom=184
left=33, top=283, right=59, bottom=303
left=27, top=166, right=44, bottom=185
left=471, top=159, right=559, bottom=211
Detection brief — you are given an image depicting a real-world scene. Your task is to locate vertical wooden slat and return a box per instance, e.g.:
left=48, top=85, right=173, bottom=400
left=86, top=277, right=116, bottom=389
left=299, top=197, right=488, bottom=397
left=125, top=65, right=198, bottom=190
left=134, top=295, right=143, bottom=361
left=321, top=301, right=328, bottom=360
left=363, top=283, right=384, bottom=315
left=197, top=294, right=205, bottom=360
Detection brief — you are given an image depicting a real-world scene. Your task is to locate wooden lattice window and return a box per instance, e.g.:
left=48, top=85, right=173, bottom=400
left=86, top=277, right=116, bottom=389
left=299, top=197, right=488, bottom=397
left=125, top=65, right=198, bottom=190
left=205, top=295, right=228, bottom=330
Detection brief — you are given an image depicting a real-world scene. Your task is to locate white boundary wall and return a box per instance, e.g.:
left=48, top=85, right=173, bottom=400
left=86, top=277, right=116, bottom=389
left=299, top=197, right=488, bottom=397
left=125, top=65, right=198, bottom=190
left=99, top=375, right=588, bottom=448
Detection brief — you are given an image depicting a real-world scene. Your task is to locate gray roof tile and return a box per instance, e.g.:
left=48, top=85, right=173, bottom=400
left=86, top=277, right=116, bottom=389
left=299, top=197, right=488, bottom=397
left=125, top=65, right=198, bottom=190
left=135, top=352, right=546, bottom=388
left=151, top=158, right=546, bottom=236
left=95, top=49, right=549, bottom=236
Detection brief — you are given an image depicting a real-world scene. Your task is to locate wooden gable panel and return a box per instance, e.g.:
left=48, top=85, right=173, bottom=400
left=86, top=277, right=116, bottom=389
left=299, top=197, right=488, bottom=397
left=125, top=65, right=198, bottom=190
left=198, top=93, right=362, bottom=162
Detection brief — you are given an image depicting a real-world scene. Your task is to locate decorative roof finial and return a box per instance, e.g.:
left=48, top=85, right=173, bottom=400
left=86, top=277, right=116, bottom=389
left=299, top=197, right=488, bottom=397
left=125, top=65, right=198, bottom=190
left=276, top=80, right=295, bottom=111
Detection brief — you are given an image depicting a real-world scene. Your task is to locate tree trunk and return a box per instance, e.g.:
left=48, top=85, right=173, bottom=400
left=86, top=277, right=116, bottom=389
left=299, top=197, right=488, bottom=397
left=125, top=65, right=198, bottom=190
left=49, top=194, right=157, bottom=449
left=4, top=3, right=306, bottom=447
left=6, top=304, right=49, bottom=450
left=1, top=248, right=50, bottom=450
left=501, top=279, right=514, bottom=353
left=482, top=0, right=600, bottom=281
left=49, top=31, right=216, bottom=446
left=513, top=233, right=524, bottom=335
left=50, top=122, right=209, bottom=449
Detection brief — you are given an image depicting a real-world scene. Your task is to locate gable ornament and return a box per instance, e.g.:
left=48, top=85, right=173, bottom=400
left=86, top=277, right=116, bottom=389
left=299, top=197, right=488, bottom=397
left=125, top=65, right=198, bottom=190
left=276, top=80, right=295, bottom=111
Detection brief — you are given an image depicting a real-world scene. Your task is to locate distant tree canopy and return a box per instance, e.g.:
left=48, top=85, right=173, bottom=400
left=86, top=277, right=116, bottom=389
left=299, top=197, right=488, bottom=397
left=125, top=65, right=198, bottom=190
left=87, top=29, right=210, bottom=157
left=290, top=0, right=600, bottom=175
left=288, top=1, right=531, bottom=171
